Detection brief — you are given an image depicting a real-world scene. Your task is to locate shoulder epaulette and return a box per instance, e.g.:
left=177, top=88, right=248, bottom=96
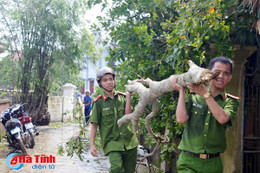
left=93, top=95, right=102, bottom=102
left=226, top=93, right=240, bottom=100
left=117, top=91, right=126, bottom=96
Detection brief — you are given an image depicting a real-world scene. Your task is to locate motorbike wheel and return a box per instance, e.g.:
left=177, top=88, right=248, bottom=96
left=17, top=137, right=27, bottom=155
left=27, top=129, right=35, bottom=148
left=7, top=136, right=12, bottom=146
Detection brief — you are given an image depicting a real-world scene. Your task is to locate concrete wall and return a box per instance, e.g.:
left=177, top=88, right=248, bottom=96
left=48, top=83, right=76, bottom=123
left=48, top=96, right=75, bottom=123
left=48, top=96, right=63, bottom=122
left=62, top=96, right=74, bottom=123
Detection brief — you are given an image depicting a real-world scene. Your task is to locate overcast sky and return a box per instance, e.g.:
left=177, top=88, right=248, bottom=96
left=84, top=2, right=111, bottom=30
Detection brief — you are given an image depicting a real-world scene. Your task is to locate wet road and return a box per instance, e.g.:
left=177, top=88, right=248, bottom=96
left=0, top=123, right=110, bottom=173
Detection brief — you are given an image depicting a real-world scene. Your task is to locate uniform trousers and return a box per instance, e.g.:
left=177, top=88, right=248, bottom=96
left=177, top=151, right=223, bottom=173
left=108, top=147, right=137, bottom=173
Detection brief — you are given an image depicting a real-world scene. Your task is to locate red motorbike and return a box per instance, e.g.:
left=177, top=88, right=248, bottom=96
left=15, top=103, right=39, bottom=148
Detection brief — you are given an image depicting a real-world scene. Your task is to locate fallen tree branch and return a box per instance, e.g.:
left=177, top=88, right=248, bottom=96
left=117, top=60, right=219, bottom=155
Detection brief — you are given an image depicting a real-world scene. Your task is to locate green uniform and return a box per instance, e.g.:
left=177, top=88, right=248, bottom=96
left=90, top=90, right=139, bottom=173
left=177, top=90, right=239, bottom=173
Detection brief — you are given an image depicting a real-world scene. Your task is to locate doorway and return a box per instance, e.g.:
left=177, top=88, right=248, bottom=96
left=243, top=50, right=260, bottom=173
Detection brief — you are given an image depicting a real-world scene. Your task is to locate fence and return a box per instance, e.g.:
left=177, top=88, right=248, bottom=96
left=0, top=83, right=80, bottom=124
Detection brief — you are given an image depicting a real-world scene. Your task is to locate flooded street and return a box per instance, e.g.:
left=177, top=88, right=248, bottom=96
left=0, top=123, right=110, bottom=173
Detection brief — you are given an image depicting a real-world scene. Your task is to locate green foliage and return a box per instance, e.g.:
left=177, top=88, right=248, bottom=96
left=92, top=86, right=104, bottom=97
left=0, top=56, right=19, bottom=90
left=65, top=135, right=88, bottom=161
left=58, top=99, right=103, bottom=161
left=0, top=0, right=100, bottom=122
left=57, top=145, right=65, bottom=156
left=57, top=101, right=88, bottom=160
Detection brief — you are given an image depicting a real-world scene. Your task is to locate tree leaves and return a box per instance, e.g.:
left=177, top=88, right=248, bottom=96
left=0, top=0, right=98, bottom=122
left=89, top=0, right=259, bottom=166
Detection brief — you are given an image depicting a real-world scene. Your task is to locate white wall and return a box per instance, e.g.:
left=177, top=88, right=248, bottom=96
left=48, top=83, right=76, bottom=123
left=48, top=96, right=63, bottom=122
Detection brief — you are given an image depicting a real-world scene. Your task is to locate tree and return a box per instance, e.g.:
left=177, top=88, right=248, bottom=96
left=0, top=0, right=99, bottom=124
left=61, top=0, right=260, bottom=169
left=92, top=0, right=259, bottom=166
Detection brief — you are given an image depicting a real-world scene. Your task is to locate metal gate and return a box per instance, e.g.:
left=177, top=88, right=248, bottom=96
left=243, top=50, right=260, bottom=173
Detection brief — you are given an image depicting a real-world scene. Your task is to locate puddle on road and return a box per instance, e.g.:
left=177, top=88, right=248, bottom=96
left=0, top=123, right=110, bottom=173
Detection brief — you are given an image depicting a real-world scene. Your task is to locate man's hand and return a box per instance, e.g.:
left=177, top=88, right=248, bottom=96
left=126, top=91, right=134, bottom=97
left=90, top=123, right=98, bottom=157
left=171, top=77, right=184, bottom=91
left=90, top=145, right=98, bottom=157
left=125, top=91, right=133, bottom=114
left=186, top=83, right=208, bottom=96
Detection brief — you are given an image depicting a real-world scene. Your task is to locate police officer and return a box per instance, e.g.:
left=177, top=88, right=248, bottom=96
left=172, top=57, right=240, bottom=173
left=89, top=67, right=139, bottom=173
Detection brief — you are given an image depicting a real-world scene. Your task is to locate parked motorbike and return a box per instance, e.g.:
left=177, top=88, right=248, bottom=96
left=1, top=107, right=27, bottom=154
left=1, top=103, right=39, bottom=154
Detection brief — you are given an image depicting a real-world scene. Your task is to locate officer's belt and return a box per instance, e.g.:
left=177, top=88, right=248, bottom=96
left=182, top=151, right=220, bottom=159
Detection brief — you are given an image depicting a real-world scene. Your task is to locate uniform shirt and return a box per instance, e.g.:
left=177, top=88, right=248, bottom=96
left=84, top=96, right=92, bottom=108
left=178, top=90, right=239, bottom=154
left=90, top=90, right=139, bottom=155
